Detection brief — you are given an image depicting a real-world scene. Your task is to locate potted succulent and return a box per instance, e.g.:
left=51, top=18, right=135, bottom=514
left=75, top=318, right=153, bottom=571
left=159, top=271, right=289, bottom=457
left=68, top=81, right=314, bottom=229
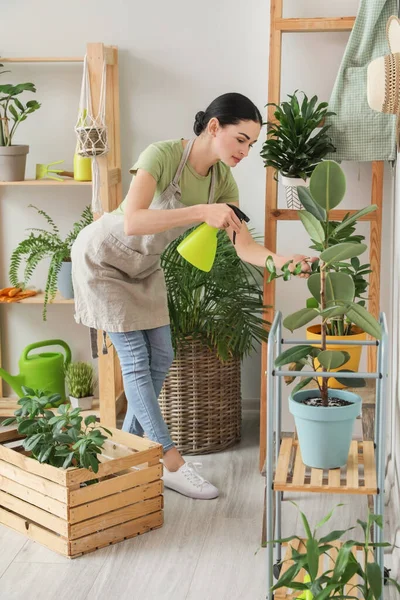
left=268, top=502, right=400, bottom=599
left=159, top=229, right=270, bottom=453
left=298, top=191, right=374, bottom=389
left=8, top=204, right=93, bottom=320
left=260, top=91, right=336, bottom=209
left=65, top=361, right=95, bottom=410
left=0, top=77, right=41, bottom=181
left=266, top=160, right=381, bottom=469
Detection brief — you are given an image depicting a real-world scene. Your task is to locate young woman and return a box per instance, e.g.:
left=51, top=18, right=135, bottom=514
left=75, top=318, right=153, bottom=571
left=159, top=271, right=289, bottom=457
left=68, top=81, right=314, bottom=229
left=71, top=93, right=312, bottom=500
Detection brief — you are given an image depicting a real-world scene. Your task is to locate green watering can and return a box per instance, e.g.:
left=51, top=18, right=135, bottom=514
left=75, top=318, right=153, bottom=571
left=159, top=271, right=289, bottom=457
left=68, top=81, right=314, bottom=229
left=177, top=204, right=250, bottom=272
left=0, top=339, right=72, bottom=404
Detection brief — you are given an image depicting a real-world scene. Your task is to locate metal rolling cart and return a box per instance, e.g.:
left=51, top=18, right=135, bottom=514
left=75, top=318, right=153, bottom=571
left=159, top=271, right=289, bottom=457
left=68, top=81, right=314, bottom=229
left=265, top=311, right=389, bottom=599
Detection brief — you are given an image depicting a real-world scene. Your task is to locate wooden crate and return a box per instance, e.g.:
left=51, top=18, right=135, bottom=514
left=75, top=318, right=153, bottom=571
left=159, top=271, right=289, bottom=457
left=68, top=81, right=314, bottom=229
left=0, top=424, right=163, bottom=557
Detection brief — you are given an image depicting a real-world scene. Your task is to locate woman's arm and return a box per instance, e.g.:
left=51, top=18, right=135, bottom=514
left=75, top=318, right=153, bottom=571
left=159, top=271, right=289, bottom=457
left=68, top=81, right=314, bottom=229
left=124, top=170, right=242, bottom=236
left=225, top=202, right=314, bottom=275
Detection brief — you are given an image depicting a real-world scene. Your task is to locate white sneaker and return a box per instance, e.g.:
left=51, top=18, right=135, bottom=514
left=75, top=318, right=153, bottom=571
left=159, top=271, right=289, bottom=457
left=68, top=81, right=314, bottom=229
left=162, top=461, right=219, bottom=500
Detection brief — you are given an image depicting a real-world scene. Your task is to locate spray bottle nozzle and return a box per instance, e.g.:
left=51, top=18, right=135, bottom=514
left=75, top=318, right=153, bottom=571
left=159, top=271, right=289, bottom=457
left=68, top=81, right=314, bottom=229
left=227, top=203, right=250, bottom=245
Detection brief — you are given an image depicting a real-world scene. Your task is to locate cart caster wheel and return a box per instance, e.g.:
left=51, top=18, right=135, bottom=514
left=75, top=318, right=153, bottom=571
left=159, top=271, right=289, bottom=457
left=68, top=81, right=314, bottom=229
left=384, top=566, right=391, bottom=585
left=273, top=561, right=282, bottom=580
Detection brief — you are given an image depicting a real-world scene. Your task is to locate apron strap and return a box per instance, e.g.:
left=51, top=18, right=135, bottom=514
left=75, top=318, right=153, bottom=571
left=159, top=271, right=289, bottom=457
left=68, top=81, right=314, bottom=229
left=173, top=137, right=217, bottom=204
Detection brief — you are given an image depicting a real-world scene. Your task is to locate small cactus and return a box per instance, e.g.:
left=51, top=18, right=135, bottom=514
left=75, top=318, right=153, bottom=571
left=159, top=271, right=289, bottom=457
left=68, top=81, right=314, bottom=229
left=65, top=362, right=95, bottom=398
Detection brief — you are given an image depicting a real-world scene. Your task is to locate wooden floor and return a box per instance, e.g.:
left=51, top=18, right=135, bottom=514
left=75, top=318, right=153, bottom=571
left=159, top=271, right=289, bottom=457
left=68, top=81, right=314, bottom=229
left=0, top=409, right=397, bottom=600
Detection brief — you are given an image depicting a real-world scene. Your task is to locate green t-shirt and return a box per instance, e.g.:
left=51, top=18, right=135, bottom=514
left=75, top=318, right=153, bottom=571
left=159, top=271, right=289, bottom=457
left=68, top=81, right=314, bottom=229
left=113, top=139, right=239, bottom=214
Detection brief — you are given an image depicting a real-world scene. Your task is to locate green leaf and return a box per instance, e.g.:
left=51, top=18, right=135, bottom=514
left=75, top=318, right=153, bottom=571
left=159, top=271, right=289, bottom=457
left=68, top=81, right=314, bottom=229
left=87, top=452, right=99, bottom=473
left=332, top=540, right=356, bottom=580
left=292, top=377, right=313, bottom=394
left=306, top=297, right=319, bottom=309
left=17, top=419, right=36, bottom=433
left=84, top=415, right=97, bottom=427
left=320, top=305, right=348, bottom=319
left=306, top=537, right=319, bottom=581
left=317, top=350, right=350, bottom=370
left=309, top=160, right=346, bottom=210
left=315, top=504, right=345, bottom=530
left=298, top=211, right=325, bottom=244
left=297, top=186, right=326, bottom=221
left=320, top=243, right=367, bottom=265
left=308, top=271, right=355, bottom=306
left=333, top=205, right=377, bottom=235
left=319, top=528, right=353, bottom=543
left=283, top=308, right=319, bottom=332
left=366, top=562, right=382, bottom=599
left=346, top=303, right=382, bottom=339
left=62, top=452, right=75, bottom=469
left=333, top=370, right=366, bottom=387
left=275, top=345, right=316, bottom=367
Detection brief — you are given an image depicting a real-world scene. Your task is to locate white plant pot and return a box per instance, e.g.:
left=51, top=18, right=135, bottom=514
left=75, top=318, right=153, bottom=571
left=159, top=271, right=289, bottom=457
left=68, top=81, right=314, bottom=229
left=280, top=174, right=309, bottom=210
left=69, top=395, right=94, bottom=410
left=0, top=145, right=29, bottom=181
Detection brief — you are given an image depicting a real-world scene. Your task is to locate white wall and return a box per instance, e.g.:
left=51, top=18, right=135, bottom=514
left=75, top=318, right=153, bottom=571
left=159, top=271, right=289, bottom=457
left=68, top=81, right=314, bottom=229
left=0, top=1, right=394, bottom=425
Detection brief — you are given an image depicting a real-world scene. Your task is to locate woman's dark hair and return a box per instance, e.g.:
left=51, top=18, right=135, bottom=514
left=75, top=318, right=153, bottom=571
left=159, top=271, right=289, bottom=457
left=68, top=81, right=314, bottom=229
left=193, top=92, right=263, bottom=136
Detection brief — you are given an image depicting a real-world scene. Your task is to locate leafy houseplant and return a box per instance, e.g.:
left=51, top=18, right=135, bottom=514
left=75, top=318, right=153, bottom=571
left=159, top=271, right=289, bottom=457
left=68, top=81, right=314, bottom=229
left=161, top=229, right=270, bottom=360
left=65, top=361, right=95, bottom=410
left=9, top=204, right=93, bottom=320
left=268, top=502, right=400, bottom=599
left=266, top=160, right=382, bottom=469
left=159, top=229, right=270, bottom=453
left=2, top=387, right=111, bottom=473
left=260, top=91, right=336, bottom=209
left=0, top=77, right=41, bottom=181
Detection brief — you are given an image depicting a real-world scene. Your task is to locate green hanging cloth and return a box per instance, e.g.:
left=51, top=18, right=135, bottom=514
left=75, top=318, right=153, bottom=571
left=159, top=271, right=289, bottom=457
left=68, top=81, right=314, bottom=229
left=325, top=0, right=397, bottom=161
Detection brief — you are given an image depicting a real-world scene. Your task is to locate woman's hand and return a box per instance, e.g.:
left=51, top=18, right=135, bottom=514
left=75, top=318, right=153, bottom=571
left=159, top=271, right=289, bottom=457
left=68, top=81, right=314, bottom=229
left=202, top=203, right=242, bottom=233
left=276, top=254, right=317, bottom=279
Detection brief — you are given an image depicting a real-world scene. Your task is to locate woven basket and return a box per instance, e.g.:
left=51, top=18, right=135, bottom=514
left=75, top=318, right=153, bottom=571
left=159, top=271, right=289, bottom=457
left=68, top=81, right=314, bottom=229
left=159, top=339, right=241, bottom=454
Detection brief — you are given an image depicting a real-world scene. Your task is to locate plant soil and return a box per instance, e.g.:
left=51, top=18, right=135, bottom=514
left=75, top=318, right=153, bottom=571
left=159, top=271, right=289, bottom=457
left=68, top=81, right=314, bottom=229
left=302, top=397, right=353, bottom=407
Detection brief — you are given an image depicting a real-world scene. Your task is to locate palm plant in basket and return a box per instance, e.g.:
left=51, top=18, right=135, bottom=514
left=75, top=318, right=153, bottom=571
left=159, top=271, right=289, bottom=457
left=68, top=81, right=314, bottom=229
left=266, top=160, right=381, bottom=469
left=159, top=229, right=270, bottom=453
left=260, top=91, right=336, bottom=209
left=8, top=204, right=93, bottom=320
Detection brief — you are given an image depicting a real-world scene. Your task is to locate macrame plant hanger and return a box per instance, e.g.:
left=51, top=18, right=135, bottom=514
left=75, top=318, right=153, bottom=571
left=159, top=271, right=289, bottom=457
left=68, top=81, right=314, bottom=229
left=75, top=55, right=109, bottom=214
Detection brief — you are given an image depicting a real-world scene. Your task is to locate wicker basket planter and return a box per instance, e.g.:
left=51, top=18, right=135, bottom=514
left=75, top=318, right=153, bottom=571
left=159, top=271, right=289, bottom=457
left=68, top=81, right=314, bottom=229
left=0, top=425, right=163, bottom=558
left=159, top=339, right=241, bottom=454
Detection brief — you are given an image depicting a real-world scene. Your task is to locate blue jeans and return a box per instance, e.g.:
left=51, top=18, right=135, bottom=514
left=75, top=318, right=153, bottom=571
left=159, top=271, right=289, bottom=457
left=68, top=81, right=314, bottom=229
left=107, top=325, right=175, bottom=452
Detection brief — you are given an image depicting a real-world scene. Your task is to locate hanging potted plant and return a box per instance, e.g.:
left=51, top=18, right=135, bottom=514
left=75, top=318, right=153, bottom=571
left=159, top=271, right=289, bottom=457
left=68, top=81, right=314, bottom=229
left=297, top=185, right=374, bottom=388
left=160, top=230, right=270, bottom=454
left=266, top=160, right=381, bottom=469
left=65, top=361, right=95, bottom=410
left=0, top=76, right=41, bottom=181
left=260, top=91, right=336, bottom=209
left=8, top=204, right=93, bottom=320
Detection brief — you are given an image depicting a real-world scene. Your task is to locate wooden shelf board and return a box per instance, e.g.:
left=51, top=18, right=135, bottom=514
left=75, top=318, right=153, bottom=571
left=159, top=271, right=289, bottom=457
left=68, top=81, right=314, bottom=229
left=273, top=437, right=377, bottom=495
left=0, top=179, right=91, bottom=186
left=0, top=292, right=74, bottom=305
left=0, top=57, right=84, bottom=63
left=276, top=16, right=355, bottom=32
left=270, top=209, right=377, bottom=221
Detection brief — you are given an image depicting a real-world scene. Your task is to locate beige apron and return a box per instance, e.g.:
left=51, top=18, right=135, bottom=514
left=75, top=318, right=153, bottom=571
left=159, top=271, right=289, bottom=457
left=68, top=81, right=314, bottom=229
left=71, top=138, right=216, bottom=334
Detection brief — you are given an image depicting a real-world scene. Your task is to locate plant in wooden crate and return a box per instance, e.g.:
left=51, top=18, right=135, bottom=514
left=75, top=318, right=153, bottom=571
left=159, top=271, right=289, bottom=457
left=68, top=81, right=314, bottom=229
left=8, top=204, right=93, bottom=319
left=0, top=386, right=163, bottom=557
left=260, top=91, right=336, bottom=209
left=159, top=230, right=270, bottom=454
left=0, top=75, right=41, bottom=181
left=2, top=387, right=110, bottom=472
left=266, top=160, right=382, bottom=469
left=268, top=502, right=400, bottom=599
left=65, top=362, right=95, bottom=411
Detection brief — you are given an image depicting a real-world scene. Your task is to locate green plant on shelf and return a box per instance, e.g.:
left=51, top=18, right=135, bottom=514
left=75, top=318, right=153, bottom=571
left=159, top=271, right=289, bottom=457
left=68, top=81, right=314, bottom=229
left=8, top=204, right=93, bottom=320
left=0, top=79, right=41, bottom=146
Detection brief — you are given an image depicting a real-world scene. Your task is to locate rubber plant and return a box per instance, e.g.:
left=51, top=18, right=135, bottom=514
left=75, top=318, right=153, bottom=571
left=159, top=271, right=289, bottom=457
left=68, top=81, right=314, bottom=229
left=266, top=160, right=381, bottom=406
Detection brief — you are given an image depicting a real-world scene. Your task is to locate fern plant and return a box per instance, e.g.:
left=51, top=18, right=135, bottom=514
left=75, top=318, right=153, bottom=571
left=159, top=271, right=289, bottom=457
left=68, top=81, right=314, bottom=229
left=9, top=205, right=93, bottom=320
left=161, top=229, right=270, bottom=361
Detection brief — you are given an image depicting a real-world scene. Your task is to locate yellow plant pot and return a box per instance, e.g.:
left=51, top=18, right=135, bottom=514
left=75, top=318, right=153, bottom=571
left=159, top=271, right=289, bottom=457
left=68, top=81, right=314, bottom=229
left=306, top=324, right=366, bottom=389
left=73, top=153, right=92, bottom=181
